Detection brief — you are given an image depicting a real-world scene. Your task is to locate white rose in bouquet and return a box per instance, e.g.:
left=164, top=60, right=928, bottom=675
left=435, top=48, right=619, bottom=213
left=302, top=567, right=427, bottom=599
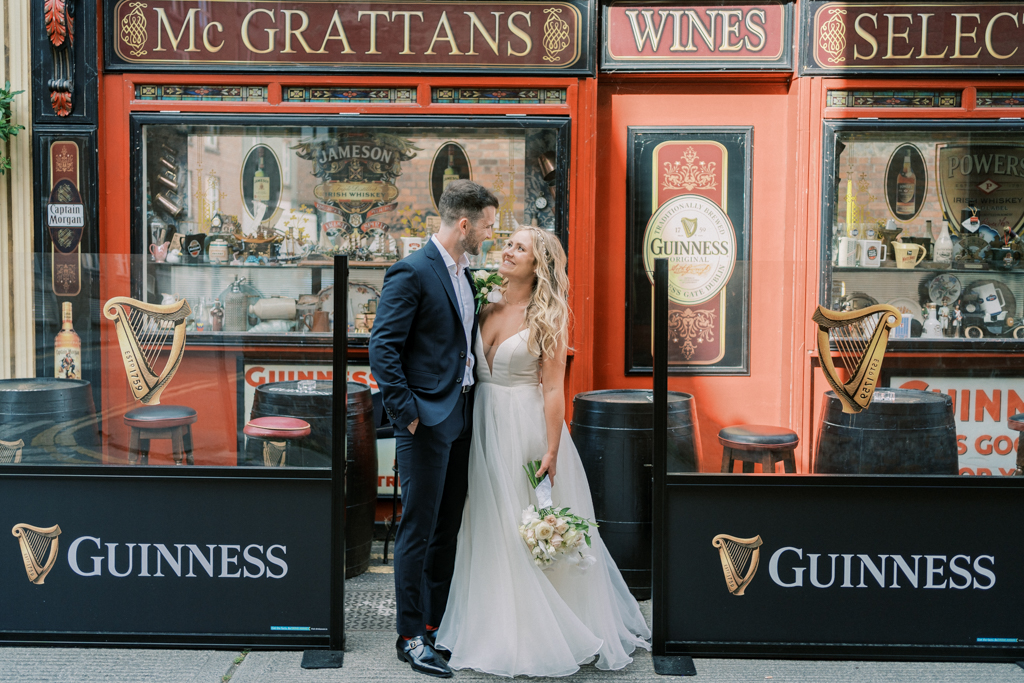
left=536, top=522, right=554, bottom=541
left=486, top=290, right=503, bottom=304
left=521, top=505, right=540, bottom=526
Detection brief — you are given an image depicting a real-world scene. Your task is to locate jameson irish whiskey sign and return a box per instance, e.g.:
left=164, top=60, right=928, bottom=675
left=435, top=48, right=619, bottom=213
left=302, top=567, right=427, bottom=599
left=106, top=0, right=593, bottom=74
left=802, top=1, right=1024, bottom=74
left=601, top=2, right=793, bottom=71
left=626, top=127, right=751, bottom=375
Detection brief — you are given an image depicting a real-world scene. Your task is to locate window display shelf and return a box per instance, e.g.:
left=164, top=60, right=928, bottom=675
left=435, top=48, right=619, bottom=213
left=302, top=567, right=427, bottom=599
left=821, top=119, right=1024, bottom=347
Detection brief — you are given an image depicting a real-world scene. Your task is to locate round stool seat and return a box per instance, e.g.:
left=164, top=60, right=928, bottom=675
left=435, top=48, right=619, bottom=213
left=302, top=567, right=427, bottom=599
left=1008, top=414, right=1024, bottom=431
left=124, top=404, right=198, bottom=429
left=244, top=416, right=311, bottom=439
left=719, top=424, right=799, bottom=451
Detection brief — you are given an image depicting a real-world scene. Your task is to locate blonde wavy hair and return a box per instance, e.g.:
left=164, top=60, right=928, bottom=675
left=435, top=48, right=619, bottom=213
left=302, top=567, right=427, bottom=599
left=514, top=226, right=571, bottom=360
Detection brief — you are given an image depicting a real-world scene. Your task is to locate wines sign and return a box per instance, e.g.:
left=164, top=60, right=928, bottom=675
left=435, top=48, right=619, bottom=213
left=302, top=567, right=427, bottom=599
left=106, top=0, right=593, bottom=74
left=601, top=1, right=793, bottom=71
left=802, top=1, right=1024, bottom=74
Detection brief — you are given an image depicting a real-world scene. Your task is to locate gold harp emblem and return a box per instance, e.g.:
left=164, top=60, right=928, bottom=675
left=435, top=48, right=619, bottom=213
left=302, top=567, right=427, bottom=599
left=12, top=523, right=62, bottom=584
left=680, top=217, right=698, bottom=238
left=712, top=534, right=762, bottom=596
left=813, top=304, right=901, bottom=414
left=104, top=296, right=191, bottom=405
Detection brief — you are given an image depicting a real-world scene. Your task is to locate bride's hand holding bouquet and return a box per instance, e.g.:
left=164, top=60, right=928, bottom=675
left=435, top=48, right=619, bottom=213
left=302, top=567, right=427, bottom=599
left=518, top=459, right=597, bottom=570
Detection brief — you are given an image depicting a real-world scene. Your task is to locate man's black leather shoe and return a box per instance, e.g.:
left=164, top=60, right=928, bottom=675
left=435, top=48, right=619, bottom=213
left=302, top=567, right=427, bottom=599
left=396, top=636, right=452, bottom=678
left=424, top=630, right=451, bottom=661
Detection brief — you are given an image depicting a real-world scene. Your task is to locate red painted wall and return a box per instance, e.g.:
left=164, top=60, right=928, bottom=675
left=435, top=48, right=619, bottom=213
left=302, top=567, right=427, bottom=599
left=592, top=77, right=809, bottom=472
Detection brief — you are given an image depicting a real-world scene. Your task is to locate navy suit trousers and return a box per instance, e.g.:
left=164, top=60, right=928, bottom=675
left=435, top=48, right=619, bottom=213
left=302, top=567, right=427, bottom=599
left=393, top=390, right=473, bottom=637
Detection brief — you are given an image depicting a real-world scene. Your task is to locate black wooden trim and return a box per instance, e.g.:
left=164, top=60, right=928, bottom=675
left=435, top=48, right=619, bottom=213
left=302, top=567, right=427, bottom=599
left=31, top=0, right=99, bottom=125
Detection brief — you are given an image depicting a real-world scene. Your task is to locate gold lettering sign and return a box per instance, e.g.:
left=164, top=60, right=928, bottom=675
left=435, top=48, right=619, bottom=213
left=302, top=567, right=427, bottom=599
left=110, top=0, right=585, bottom=72
left=314, top=181, right=399, bottom=204
left=810, top=2, right=1024, bottom=72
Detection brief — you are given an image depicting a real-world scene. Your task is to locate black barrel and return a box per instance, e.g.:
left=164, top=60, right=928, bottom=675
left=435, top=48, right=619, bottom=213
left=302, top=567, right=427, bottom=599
left=0, top=378, right=100, bottom=463
left=247, top=380, right=377, bottom=578
left=570, top=389, right=698, bottom=600
left=815, top=389, right=957, bottom=475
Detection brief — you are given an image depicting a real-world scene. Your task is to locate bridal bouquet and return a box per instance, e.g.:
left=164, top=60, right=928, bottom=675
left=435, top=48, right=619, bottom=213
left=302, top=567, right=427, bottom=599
left=518, top=460, right=597, bottom=570
left=473, top=271, right=505, bottom=313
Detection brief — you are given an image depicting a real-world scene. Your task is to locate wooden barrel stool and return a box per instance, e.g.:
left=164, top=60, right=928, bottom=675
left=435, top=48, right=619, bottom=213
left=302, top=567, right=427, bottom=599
left=125, top=404, right=198, bottom=466
left=243, top=416, right=311, bottom=467
left=720, top=425, right=799, bottom=473
left=1007, top=414, right=1024, bottom=475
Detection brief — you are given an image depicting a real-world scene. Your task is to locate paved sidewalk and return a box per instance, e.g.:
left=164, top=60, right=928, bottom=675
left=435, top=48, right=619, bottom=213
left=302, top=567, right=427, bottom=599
left=1, top=544, right=1022, bottom=682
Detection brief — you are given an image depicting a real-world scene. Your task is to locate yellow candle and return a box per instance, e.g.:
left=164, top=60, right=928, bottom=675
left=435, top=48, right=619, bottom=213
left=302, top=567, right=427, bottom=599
left=846, top=178, right=854, bottom=230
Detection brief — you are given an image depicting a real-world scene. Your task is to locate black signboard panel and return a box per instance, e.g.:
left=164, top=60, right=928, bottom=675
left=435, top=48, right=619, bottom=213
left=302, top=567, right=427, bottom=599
left=655, top=475, right=1024, bottom=660
left=0, top=468, right=330, bottom=647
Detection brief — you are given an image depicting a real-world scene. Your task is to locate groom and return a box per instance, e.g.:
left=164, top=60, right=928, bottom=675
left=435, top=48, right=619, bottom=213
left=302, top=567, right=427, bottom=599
left=369, top=180, right=497, bottom=677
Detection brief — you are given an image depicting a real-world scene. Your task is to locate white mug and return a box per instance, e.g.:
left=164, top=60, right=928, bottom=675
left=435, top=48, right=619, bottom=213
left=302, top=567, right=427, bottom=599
left=976, top=283, right=1005, bottom=319
left=837, top=237, right=858, bottom=267
left=857, top=239, right=887, bottom=267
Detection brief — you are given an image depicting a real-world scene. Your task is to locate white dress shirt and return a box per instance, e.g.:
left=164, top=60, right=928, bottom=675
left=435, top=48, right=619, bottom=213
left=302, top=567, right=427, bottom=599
left=431, top=235, right=475, bottom=388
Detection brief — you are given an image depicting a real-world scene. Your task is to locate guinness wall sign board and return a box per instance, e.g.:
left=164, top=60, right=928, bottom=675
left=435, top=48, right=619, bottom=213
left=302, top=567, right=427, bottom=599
left=654, top=475, right=1024, bottom=659
left=801, top=2, right=1024, bottom=75
left=0, top=470, right=330, bottom=646
left=626, top=127, right=751, bottom=375
left=105, top=0, right=595, bottom=75
left=601, top=2, right=793, bottom=72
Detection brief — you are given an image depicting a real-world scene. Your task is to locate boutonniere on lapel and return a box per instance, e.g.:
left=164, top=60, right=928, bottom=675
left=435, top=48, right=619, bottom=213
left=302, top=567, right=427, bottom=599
left=472, top=271, right=505, bottom=313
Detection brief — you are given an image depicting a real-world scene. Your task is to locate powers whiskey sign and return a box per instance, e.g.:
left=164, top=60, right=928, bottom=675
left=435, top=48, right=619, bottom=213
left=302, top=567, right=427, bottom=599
left=106, top=0, right=593, bottom=74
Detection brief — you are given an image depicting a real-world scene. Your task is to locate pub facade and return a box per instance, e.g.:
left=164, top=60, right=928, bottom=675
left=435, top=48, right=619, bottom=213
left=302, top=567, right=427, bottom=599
left=0, top=0, right=1020, bottom=660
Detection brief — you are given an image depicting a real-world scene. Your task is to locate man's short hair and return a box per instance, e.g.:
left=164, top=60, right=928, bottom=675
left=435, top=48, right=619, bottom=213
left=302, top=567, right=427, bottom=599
left=438, top=180, right=499, bottom=227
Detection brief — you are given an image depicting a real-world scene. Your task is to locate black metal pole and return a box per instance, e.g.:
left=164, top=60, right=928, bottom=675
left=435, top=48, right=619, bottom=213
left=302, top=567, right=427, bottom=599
left=301, top=254, right=347, bottom=669
left=652, top=258, right=696, bottom=676
left=652, top=259, right=668, bottom=657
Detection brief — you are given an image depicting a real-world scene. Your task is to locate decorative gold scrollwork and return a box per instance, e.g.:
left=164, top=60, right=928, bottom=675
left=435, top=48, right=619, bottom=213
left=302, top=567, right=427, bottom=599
left=542, top=8, right=571, bottom=63
left=121, top=2, right=149, bottom=57
left=818, top=8, right=847, bottom=64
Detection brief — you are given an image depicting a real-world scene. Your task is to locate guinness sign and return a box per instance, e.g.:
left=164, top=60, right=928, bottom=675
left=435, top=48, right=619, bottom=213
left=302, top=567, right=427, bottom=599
left=643, top=194, right=736, bottom=306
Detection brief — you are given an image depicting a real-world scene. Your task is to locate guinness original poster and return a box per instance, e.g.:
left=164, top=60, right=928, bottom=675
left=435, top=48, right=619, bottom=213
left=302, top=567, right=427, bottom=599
left=627, top=127, right=751, bottom=375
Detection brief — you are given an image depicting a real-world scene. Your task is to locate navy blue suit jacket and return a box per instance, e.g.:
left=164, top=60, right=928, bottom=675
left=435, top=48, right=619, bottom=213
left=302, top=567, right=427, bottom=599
left=369, top=239, right=478, bottom=430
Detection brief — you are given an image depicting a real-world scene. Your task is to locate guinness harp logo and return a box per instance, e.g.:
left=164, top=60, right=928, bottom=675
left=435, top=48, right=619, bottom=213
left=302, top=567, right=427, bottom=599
left=12, top=523, right=62, bottom=584
left=712, top=533, right=762, bottom=596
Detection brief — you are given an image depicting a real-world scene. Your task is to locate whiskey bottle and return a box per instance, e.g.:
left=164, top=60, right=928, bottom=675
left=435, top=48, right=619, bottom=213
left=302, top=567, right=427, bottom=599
left=253, top=148, right=271, bottom=202
left=54, top=301, right=81, bottom=380
left=442, top=147, right=459, bottom=193
left=896, top=152, right=916, bottom=216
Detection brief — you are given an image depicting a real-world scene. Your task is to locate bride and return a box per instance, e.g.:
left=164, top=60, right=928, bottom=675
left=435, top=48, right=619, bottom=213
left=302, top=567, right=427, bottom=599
left=436, top=226, right=651, bottom=677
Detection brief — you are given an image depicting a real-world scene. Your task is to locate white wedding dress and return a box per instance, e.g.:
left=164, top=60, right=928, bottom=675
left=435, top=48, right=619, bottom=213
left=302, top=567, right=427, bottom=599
left=436, top=329, right=652, bottom=677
